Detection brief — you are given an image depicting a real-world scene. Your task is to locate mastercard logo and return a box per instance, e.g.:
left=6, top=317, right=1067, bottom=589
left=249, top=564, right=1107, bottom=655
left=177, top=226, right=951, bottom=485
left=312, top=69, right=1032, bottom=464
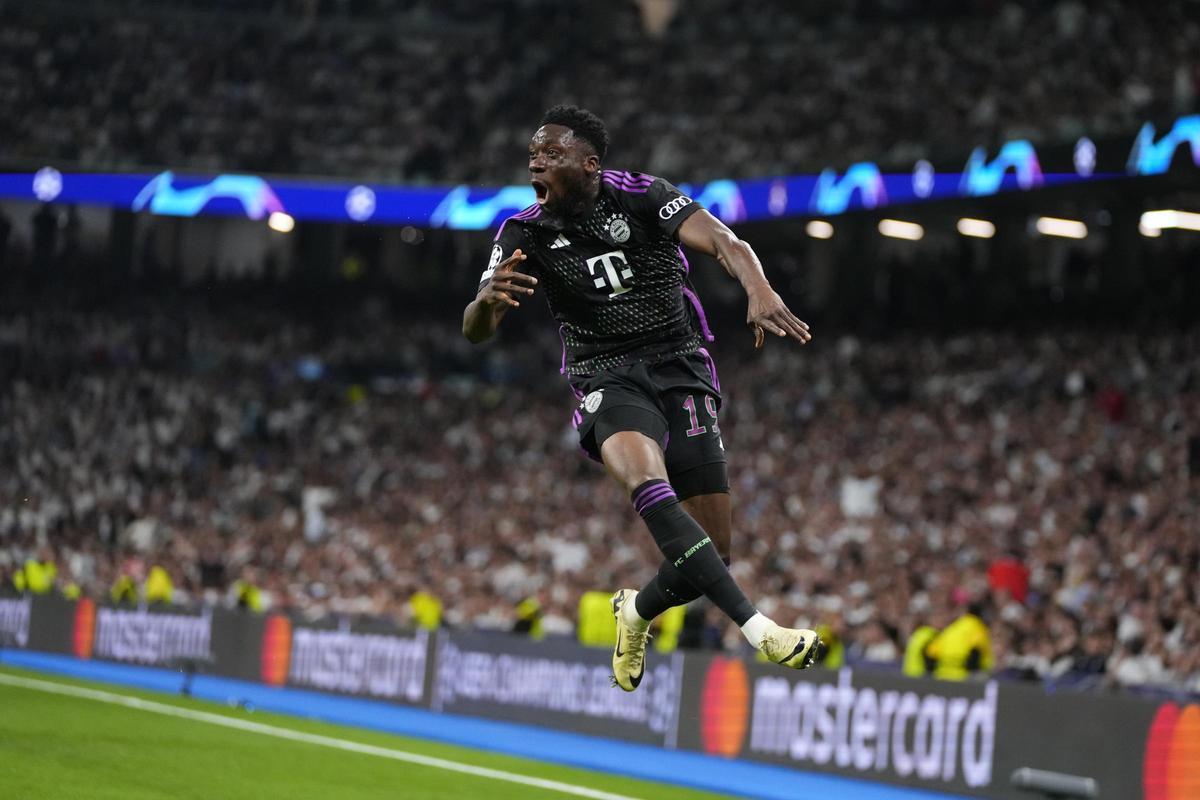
left=260, top=615, right=292, bottom=687
left=700, top=656, right=750, bottom=757
left=72, top=597, right=96, bottom=660
left=1144, top=703, right=1200, bottom=800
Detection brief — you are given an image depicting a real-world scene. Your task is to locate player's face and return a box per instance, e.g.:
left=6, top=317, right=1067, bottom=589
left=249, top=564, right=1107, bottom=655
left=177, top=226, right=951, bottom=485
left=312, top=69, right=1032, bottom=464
left=528, top=124, right=597, bottom=215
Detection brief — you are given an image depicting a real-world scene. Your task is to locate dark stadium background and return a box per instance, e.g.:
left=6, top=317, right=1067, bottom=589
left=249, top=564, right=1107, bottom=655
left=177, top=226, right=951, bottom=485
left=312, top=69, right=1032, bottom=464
left=0, top=1, right=1198, bottom=799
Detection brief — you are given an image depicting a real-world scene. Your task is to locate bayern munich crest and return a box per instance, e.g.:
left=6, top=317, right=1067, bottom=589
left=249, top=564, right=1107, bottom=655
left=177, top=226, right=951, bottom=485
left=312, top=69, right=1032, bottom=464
left=607, top=213, right=631, bottom=244
left=583, top=390, right=604, bottom=413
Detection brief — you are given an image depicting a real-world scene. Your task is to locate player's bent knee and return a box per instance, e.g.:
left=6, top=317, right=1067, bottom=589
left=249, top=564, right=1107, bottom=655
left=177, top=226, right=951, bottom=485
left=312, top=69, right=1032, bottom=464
left=600, top=432, right=668, bottom=492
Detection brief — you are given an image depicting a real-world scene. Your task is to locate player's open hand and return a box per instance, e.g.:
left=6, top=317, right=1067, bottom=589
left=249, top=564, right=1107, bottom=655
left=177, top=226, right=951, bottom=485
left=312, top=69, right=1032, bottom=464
left=747, top=289, right=811, bottom=348
left=481, top=249, right=536, bottom=309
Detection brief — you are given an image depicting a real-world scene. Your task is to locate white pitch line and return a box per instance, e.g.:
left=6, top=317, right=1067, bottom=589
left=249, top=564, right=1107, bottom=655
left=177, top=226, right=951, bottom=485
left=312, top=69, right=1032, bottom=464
left=0, top=672, right=644, bottom=800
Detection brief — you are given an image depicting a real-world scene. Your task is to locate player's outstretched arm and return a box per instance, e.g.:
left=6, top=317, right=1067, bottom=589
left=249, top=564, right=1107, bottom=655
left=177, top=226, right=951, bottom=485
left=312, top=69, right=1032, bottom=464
left=677, top=210, right=811, bottom=349
left=462, top=249, right=535, bottom=343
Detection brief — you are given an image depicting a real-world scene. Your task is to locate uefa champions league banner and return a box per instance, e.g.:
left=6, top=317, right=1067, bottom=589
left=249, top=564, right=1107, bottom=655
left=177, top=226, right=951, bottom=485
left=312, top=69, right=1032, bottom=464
left=431, top=629, right=684, bottom=747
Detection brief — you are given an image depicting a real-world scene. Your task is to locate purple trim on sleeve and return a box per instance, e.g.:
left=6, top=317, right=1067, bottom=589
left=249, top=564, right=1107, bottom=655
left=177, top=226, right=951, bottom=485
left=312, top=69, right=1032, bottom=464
left=697, top=346, right=721, bottom=393
left=603, top=170, right=655, bottom=186
left=493, top=204, right=541, bottom=241
left=602, top=170, right=655, bottom=194
left=602, top=180, right=651, bottom=194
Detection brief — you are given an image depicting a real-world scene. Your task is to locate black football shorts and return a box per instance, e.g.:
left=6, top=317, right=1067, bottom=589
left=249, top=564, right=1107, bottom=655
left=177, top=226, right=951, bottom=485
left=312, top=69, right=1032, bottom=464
left=569, top=349, right=729, bottom=499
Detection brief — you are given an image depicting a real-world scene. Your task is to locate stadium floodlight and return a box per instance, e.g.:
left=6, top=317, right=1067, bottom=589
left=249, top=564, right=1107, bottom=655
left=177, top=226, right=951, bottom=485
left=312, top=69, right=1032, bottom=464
left=1140, top=209, right=1200, bottom=232
left=806, top=220, right=834, bottom=239
left=1139, top=221, right=1163, bottom=237
left=878, top=219, right=924, bottom=240
left=1035, top=216, right=1087, bottom=239
left=957, top=218, right=996, bottom=238
left=268, top=212, right=296, bottom=233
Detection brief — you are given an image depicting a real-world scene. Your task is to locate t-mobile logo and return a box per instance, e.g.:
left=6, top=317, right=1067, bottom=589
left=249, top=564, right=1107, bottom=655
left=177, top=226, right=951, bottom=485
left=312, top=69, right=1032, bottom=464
left=585, top=250, right=634, bottom=298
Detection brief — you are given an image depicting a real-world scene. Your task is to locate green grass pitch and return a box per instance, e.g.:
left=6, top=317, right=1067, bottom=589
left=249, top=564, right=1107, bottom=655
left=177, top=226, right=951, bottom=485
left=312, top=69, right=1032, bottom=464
left=0, top=666, right=735, bottom=800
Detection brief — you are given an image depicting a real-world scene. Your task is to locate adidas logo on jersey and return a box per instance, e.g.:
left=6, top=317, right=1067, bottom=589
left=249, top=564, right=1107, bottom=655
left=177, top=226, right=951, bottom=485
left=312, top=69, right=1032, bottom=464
left=550, top=234, right=571, bottom=249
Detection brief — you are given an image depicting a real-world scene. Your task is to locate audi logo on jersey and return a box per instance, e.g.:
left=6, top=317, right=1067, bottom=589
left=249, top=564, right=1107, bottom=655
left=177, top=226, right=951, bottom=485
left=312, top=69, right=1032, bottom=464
left=658, top=196, right=693, bottom=220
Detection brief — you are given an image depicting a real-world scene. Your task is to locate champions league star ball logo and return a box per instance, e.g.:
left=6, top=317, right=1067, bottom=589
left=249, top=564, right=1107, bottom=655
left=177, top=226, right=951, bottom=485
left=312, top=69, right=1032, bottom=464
left=607, top=213, right=631, bottom=244
left=583, top=391, right=604, bottom=413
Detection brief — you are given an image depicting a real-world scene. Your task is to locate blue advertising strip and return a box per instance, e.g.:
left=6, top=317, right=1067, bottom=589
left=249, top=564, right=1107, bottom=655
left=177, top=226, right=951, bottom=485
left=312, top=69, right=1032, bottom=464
left=12, top=116, right=1181, bottom=231
left=9, top=113, right=1200, bottom=227
left=0, top=167, right=1108, bottom=228
left=0, top=649, right=968, bottom=800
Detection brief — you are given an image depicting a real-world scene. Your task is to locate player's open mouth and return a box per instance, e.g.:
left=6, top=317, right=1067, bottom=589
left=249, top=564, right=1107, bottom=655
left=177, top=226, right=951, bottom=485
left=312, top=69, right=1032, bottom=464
left=531, top=179, right=549, bottom=203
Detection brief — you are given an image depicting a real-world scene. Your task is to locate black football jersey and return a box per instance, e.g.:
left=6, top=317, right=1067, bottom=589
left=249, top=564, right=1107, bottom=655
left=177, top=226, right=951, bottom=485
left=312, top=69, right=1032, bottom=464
left=478, top=171, right=713, bottom=376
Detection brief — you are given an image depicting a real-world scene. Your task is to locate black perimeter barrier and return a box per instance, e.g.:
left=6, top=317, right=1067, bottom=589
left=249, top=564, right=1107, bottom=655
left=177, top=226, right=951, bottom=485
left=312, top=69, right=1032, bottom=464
left=3, top=594, right=1196, bottom=799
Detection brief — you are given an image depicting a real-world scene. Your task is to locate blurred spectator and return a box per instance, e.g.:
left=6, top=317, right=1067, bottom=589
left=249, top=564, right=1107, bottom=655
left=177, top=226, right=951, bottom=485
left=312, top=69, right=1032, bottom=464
left=577, top=591, right=617, bottom=648
left=925, top=602, right=995, bottom=681
left=513, top=597, right=544, bottom=639
left=144, top=565, right=174, bottom=604
left=0, top=273, right=1197, bottom=696
left=409, top=590, right=442, bottom=631
left=0, top=1, right=1196, bottom=183
left=987, top=551, right=1029, bottom=604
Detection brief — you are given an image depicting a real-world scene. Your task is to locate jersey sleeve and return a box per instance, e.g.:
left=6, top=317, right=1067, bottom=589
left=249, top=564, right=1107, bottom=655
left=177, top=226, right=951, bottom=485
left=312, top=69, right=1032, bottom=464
left=476, top=221, right=527, bottom=293
left=640, top=176, right=703, bottom=239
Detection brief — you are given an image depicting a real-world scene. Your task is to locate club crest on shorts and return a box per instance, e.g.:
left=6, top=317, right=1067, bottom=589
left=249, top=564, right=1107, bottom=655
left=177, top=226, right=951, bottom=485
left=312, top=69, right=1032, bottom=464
left=583, top=390, right=604, bottom=413
left=606, top=213, right=630, bottom=244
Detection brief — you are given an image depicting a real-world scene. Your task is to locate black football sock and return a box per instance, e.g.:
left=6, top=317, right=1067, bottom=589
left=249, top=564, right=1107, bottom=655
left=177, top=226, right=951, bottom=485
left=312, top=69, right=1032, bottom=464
left=630, top=479, right=755, bottom=625
left=634, top=555, right=731, bottom=622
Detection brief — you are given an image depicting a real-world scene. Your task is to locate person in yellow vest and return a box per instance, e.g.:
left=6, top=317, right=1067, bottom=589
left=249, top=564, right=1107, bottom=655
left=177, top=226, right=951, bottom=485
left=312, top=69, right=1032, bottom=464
left=111, top=574, right=138, bottom=604
left=15, top=551, right=57, bottom=594
left=234, top=579, right=264, bottom=612
left=577, top=590, right=617, bottom=647
left=924, top=603, right=994, bottom=680
left=903, top=623, right=941, bottom=677
left=513, top=597, right=545, bottom=639
left=409, top=590, right=442, bottom=630
left=20, top=557, right=58, bottom=594
left=815, top=618, right=845, bottom=669
left=144, top=566, right=174, bottom=604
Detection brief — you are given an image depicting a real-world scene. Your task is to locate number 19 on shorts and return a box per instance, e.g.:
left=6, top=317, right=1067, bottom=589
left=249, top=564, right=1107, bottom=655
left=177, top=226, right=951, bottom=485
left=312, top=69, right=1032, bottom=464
left=683, top=394, right=720, bottom=437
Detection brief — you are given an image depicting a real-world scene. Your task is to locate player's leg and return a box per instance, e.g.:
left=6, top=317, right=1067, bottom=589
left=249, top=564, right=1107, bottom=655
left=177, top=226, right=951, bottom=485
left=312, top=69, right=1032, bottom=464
left=601, top=429, right=758, bottom=626
left=680, top=492, right=732, bottom=560
left=603, top=431, right=817, bottom=674
left=629, top=467, right=732, bottom=625
left=627, top=371, right=819, bottom=671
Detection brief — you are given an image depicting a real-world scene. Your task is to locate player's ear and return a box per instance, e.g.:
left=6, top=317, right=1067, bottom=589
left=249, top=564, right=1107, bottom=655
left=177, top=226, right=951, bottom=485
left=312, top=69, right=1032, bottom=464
left=583, top=154, right=600, bottom=175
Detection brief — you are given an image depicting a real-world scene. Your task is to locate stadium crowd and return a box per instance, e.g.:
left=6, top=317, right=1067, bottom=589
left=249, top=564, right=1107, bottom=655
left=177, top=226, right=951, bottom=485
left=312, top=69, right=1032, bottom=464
left=1, top=277, right=1197, bottom=695
left=1, top=0, right=1197, bottom=182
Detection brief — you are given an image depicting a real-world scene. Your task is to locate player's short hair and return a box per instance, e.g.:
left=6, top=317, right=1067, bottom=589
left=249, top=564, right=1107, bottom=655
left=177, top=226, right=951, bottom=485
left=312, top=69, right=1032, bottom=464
left=541, top=104, right=609, bottom=161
